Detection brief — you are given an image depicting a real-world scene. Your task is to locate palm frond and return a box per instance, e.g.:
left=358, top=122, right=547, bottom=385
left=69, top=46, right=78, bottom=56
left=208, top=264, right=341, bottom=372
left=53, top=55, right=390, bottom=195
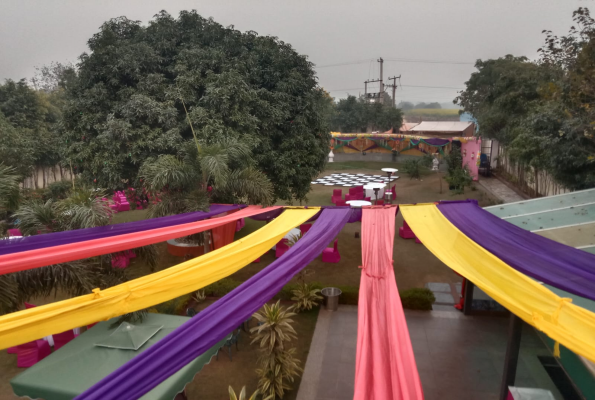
left=139, top=155, right=198, bottom=191
left=12, top=200, right=60, bottom=235
left=11, top=261, right=98, bottom=304
left=199, top=143, right=230, bottom=186
left=133, top=244, right=160, bottom=272
left=218, top=167, right=274, bottom=206
left=0, top=274, right=19, bottom=314
left=0, top=164, right=21, bottom=212
left=146, top=188, right=210, bottom=218
left=59, top=194, right=113, bottom=230
left=109, top=309, right=149, bottom=329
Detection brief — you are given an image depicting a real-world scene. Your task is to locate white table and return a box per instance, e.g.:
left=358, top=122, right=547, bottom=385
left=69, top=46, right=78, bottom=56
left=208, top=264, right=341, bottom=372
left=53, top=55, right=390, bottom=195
left=346, top=200, right=372, bottom=208
left=363, top=183, right=386, bottom=201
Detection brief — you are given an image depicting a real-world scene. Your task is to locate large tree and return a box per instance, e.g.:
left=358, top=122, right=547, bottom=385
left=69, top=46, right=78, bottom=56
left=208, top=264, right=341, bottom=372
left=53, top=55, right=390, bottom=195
left=61, top=11, right=330, bottom=202
left=329, top=95, right=403, bottom=132
left=0, top=79, right=63, bottom=184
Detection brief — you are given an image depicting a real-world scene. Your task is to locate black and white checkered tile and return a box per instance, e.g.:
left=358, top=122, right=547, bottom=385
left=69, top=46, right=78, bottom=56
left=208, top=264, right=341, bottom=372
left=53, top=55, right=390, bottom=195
left=310, top=173, right=399, bottom=187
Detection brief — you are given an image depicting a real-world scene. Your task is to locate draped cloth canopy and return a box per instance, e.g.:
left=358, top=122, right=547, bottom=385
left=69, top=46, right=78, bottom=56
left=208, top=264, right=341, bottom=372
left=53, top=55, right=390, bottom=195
left=76, top=208, right=353, bottom=400
left=0, top=208, right=319, bottom=349
left=0, top=204, right=243, bottom=256
left=437, top=201, right=595, bottom=302
left=401, top=203, right=595, bottom=364
left=354, top=206, right=423, bottom=400
left=0, top=205, right=279, bottom=274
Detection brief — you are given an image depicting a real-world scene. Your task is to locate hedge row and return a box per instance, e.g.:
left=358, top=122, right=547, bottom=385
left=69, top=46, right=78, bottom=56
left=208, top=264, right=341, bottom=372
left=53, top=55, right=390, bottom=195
left=201, top=279, right=436, bottom=310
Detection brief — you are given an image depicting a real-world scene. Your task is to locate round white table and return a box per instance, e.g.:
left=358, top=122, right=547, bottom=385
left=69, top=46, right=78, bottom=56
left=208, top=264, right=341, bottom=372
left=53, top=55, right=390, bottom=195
left=363, top=183, right=386, bottom=202
left=346, top=200, right=372, bottom=208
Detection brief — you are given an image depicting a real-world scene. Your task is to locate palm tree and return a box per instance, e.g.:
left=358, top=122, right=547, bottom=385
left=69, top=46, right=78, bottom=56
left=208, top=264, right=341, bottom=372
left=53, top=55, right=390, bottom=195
left=0, top=164, right=20, bottom=216
left=1, top=187, right=158, bottom=316
left=251, top=301, right=302, bottom=399
left=139, top=137, right=273, bottom=219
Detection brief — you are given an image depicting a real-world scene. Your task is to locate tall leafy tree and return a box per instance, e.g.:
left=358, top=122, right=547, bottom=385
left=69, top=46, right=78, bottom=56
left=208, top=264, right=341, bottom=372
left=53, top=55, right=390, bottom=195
left=329, top=95, right=403, bottom=132
left=62, top=11, right=330, bottom=202
left=0, top=79, right=63, bottom=185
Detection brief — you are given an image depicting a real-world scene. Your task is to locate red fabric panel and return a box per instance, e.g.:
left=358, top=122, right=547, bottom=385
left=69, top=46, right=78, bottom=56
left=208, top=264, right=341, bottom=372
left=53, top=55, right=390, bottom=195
left=0, top=206, right=280, bottom=275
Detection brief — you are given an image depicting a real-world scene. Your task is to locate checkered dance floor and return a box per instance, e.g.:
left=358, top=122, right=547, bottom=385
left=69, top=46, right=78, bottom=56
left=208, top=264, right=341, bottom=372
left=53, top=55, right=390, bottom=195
left=311, top=173, right=399, bottom=187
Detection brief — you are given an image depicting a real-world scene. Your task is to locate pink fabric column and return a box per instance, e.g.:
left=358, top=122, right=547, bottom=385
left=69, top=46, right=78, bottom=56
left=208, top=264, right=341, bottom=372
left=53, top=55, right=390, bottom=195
left=461, top=138, right=481, bottom=181
left=354, top=206, right=424, bottom=400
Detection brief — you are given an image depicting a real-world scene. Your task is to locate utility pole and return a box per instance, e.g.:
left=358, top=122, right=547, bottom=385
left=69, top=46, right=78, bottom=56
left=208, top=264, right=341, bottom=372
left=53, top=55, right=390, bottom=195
left=386, top=75, right=401, bottom=108
left=364, top=80, right=368, bottom=97
left=378, top=57, right=384, bottom=103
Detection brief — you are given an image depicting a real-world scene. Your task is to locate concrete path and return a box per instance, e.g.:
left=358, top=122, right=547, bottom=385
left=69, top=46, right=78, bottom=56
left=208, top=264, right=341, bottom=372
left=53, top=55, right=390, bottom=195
left=297, top=306, right=357, bottom=400
left=297, top=306, right=562, bottom=400
left=478, top=176, right=525, bottom=203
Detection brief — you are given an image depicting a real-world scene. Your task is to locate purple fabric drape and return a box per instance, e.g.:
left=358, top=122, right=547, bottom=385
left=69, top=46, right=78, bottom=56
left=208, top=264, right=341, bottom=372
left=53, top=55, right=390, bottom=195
left=422, top=138, right=450, bottom=146
left=248, top=208, right=284, bottom=221
left=76, top=208, right=352, bottom=400
left=0, top=204, right=242, bottom=256
left=438, top=201, right=595, bottom=302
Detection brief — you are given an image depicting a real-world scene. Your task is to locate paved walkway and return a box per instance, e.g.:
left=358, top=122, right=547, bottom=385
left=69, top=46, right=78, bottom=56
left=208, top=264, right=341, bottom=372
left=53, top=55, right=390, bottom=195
left=479, top=176, right=525, bottom=203
left=298, top=306, right=562, bottom=400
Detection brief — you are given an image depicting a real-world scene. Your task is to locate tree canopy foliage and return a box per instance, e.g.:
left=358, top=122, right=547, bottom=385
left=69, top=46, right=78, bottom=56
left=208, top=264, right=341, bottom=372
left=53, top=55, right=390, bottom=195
left=329, top=95, right=403, bottom=132
left=455, top=8, right=595, bottom=190
left=61, top=11, right=330, bottom=201
left=0, top=77, right=66, bottom=180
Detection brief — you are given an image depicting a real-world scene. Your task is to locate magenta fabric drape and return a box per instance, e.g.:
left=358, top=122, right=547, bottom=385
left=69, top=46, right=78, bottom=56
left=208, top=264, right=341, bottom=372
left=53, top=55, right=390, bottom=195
left=354, top=206, right=424, bottom=400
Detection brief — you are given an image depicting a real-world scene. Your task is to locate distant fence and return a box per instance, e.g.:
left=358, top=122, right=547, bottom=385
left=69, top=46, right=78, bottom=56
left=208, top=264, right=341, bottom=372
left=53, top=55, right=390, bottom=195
left=484, top=140, right=570, bottom=197
left=22, top=165, right=73, bottom=189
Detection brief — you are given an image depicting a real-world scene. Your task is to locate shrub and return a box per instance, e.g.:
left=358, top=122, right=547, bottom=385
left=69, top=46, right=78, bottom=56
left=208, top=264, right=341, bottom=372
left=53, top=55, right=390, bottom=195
left=291, top=283, right=323, bottom=312
left=445, top=165, right=474, bottom=194
left=399, top=288, right=435, bottom=311
left=251, top=301, right=301, bottom=399
left=46, top=180, right=72, bottom=200
left=402, top=159, right=423, bottom=180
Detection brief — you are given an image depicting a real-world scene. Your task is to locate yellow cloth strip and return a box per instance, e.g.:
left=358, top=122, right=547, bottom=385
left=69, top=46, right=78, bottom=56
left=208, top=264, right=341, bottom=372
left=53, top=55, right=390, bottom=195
left=401, top=204, right=595, bottom=364
left=0, top=208, right=318, bottom=349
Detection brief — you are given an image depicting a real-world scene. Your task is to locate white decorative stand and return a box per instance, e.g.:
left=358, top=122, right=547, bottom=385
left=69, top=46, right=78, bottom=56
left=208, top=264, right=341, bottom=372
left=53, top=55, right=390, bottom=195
left=328, top=150, right=334, bottom=163
left=432, top=155, right=439, bottom=171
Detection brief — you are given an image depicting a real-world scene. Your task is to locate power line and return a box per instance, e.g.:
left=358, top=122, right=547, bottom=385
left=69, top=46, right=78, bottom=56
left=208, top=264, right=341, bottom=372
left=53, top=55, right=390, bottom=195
left=315, top=57, right=474, bottom=69
left=327, top=84, right=463, bottom=92
left=385, top=58, right=474, bottom=65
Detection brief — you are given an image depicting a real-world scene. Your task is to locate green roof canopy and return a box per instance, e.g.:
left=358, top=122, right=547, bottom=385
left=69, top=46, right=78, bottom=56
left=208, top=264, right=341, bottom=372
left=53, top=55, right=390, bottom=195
left=11, top=313, right=228, bottom=400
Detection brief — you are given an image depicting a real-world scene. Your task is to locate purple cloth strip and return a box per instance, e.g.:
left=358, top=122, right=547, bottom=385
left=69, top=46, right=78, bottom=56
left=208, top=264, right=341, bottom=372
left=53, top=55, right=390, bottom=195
left=248, top=208, right=284, bottom=221
left=422, top=138, right=450, bottom=146
left=76, top=208, right=352, bottom=400
left=438, top=201, right=595, bottom=302
left=0, top=204, right=243, bottom=256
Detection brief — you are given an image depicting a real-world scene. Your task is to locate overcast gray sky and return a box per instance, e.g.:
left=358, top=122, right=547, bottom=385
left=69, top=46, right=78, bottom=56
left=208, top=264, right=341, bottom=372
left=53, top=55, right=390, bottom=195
left=0, top=0, right=588, bottom=105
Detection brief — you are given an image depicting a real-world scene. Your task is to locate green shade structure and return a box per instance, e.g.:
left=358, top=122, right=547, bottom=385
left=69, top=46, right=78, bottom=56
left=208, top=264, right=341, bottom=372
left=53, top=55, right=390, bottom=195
left=11, top=314, right=229, bottom=400
left=95, top=322, right=162, bottom=351
left=485, top=188, right=595, bottom=218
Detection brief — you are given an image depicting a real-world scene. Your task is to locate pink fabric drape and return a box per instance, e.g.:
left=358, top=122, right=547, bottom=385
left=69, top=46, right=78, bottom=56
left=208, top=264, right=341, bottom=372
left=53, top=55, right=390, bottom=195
left=354, top=206, right=424, bottom=400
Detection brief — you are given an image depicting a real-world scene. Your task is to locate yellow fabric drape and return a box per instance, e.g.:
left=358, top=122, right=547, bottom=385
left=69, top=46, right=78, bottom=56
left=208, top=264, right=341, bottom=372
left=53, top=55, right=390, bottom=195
left=401, top=204, right=595, bottom=364
left=0, top=208, right=318, bottom=349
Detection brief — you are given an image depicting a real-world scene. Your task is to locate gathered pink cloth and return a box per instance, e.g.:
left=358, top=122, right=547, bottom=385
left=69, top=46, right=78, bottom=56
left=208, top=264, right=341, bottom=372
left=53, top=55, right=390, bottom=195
left=354, top=206, right=424, bottom=400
